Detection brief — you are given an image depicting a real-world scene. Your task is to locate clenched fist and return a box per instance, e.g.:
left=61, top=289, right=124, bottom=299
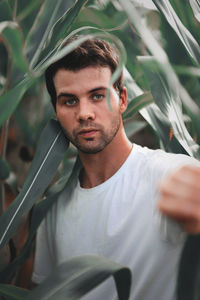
left=158, top=165, right=200, bottom=234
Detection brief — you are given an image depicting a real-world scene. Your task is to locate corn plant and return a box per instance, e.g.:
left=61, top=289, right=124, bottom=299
left=0, top=0, right=199, bottom=299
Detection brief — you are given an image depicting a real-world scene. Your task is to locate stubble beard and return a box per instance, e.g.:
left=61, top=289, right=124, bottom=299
left=60, top=115, right=121, bottom=154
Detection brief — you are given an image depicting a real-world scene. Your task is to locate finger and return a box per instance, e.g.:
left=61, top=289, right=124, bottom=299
left=163, top=165, right=200, bottom=187
left=159, top=182, right=200, bottom=204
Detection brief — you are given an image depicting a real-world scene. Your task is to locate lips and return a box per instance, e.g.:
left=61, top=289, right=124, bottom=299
left=78, top=128, right=99, bottom=137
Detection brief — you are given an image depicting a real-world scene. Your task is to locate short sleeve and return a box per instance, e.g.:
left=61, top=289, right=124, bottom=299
left=32, top=220, right=53, bottom=284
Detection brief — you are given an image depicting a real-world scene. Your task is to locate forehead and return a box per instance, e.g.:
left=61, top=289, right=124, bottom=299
left=53, top=66, right=112, bottom=94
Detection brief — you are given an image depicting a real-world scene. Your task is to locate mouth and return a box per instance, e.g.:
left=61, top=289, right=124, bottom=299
left=78, top=128, right=99, bottom=137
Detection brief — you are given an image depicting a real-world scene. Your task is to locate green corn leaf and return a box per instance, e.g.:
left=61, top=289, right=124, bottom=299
left=189, top=0, right=200, bottom=23
left=118, top=0, right=200, bottom=156
left=35, top=0, right=88, bottom=68
left=45, top=157, right=76, bottom=197
left=73, top=2, right=127, bottom=31
left=119, top=0, right=200, bottom=117
left=123, top=68, right=145, bottom=101
left=0, top=195, right=59, bottom=283
left=0, top=76, right=34, bottom=129
left=141, top=104, right=188, bottom=154
left=33, top=28, right=92, bottom=72
left=35, top=32, right=92, bottom=74
left=152, top=0, right=200, bottom=64
left=0, top=157, right=10, bottom=180
left=124, top=120, right=146, bottom=138
left=0, top=284, right=29, bottom=300
left=25, top=255, right=131, bottom=300
left=173, top=65, right=200, bottom=78
left=139, top=56, right=200, bottom=158
left=32, top=26, right=104, bottom=74
left=0, top=1, right=12, bottom=22
left=119, top=0, right=168, bottom=65
left=17, top=0, right=44, bottom=28
left=0, top=119, right=69, bottom=249
left=35, top=26, right=126, bottom=88
left=123, top=92, right=153, bottom=120
left=70, top=4, right=139, bottom=77
left=25, top=0, right=86, bottom=69
left=0, top=158, right=81, bottom=283
left=25, top=0, right=69, bottom=65
left=0, top=21, right=29, bottom=72
left=177, top=235, right=200, bottom=300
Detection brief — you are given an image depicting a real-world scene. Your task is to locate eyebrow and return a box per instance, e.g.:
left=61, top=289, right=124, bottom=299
left=57, top=93, right=75, bottom=100
left=57, top=87, right=107, bottom=100
left=89, top=87, right=107, bottom=93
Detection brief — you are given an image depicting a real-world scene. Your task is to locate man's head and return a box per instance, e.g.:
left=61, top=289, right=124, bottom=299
left=45, top=37, right=124, bottom=110
left=46, top=36, right=127, bottom=154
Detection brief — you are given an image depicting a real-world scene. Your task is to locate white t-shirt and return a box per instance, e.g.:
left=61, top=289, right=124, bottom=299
left=32, top=144, right=199, bottom=300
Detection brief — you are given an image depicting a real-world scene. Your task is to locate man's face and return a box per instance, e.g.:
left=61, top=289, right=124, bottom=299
left=54, top=66, right=127, bottom=154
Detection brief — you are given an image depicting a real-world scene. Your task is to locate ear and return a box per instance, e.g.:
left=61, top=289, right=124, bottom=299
left=119, top=87, right=127, bottom=114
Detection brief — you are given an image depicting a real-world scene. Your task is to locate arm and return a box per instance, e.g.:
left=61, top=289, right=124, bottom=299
left=158, top=165, right=200, bottom=234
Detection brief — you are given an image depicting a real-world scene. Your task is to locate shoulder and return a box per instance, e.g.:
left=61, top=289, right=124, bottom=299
left=132, top=144, right=199, bottom=181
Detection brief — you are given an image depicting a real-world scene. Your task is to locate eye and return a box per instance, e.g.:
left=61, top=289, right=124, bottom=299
left=92, top=94, right=104, bottom=101
left=64, top=98, right=78, bottom=106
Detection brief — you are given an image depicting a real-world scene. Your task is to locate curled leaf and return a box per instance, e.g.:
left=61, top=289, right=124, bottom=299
left=25, top=255, right=131, bottom=300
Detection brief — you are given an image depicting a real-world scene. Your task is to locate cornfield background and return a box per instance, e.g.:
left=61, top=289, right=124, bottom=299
left=0, top=0, right=200, bottom=299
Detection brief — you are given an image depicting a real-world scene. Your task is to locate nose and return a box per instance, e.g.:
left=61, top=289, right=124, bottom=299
left=77, top=99, right=95, bottom=122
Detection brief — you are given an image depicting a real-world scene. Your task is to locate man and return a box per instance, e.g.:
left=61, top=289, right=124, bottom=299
left=32, top=37, right=199, bottom=299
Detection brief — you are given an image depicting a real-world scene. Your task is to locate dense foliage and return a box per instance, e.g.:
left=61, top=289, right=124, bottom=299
left=0, top=0, right=200, bottom=299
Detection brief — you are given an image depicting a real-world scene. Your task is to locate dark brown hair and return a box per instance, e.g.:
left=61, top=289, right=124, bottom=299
left=45, top=37, right=124, bottom=110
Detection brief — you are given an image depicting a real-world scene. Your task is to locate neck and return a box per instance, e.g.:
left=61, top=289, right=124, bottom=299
left=78, top=127, right=132, bottom=188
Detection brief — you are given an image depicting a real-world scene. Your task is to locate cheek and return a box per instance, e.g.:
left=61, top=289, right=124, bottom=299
left=103, top=97, right=120, bottom=114
left=56, top=110, right=72, bottom=127
left=56, top=110, right=64, bottom=123
left=102, top=109, right=120, bottom=124
left=57, top=106, right=70, bottom=119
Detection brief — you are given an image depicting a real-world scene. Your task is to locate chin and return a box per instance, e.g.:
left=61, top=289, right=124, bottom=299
left=76, top=142, right=108, bottom=154
left=79, top=146, right=105, bottom=154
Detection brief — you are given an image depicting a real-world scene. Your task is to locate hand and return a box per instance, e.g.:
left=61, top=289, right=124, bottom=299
left=158, top=165, right=200, bottom=234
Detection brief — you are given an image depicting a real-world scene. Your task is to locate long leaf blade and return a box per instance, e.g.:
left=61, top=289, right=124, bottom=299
left=0, top=158, right=81, bottom=283
left=0, top=1, right=12, bottom=22
left=25, top=0, right=86, bottom=69
left=123, top=92, right=153, bottom=120
left=0, top=119, right=69, bottom=249
left=24, top=0, right=63, bottom=64
left=0, top=284, right=29, bottom=300
left=36, top=0, right=87, bottom=68
left=189, top=0, right=200, bottom=23
left=0, top=76, right=34, bottom=129
left=0, top=21, right=29, bottom=72
left=124, top=120, right=146, bottom=138
left=139, top=56, right=200, bottom=158
left=152, top=0, right=200, bottom=64
left=25, top=255, right=131, bottom=300
left=177, top=235, right=200, bottom=300
left=141, top=103, right=188, bottom=154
